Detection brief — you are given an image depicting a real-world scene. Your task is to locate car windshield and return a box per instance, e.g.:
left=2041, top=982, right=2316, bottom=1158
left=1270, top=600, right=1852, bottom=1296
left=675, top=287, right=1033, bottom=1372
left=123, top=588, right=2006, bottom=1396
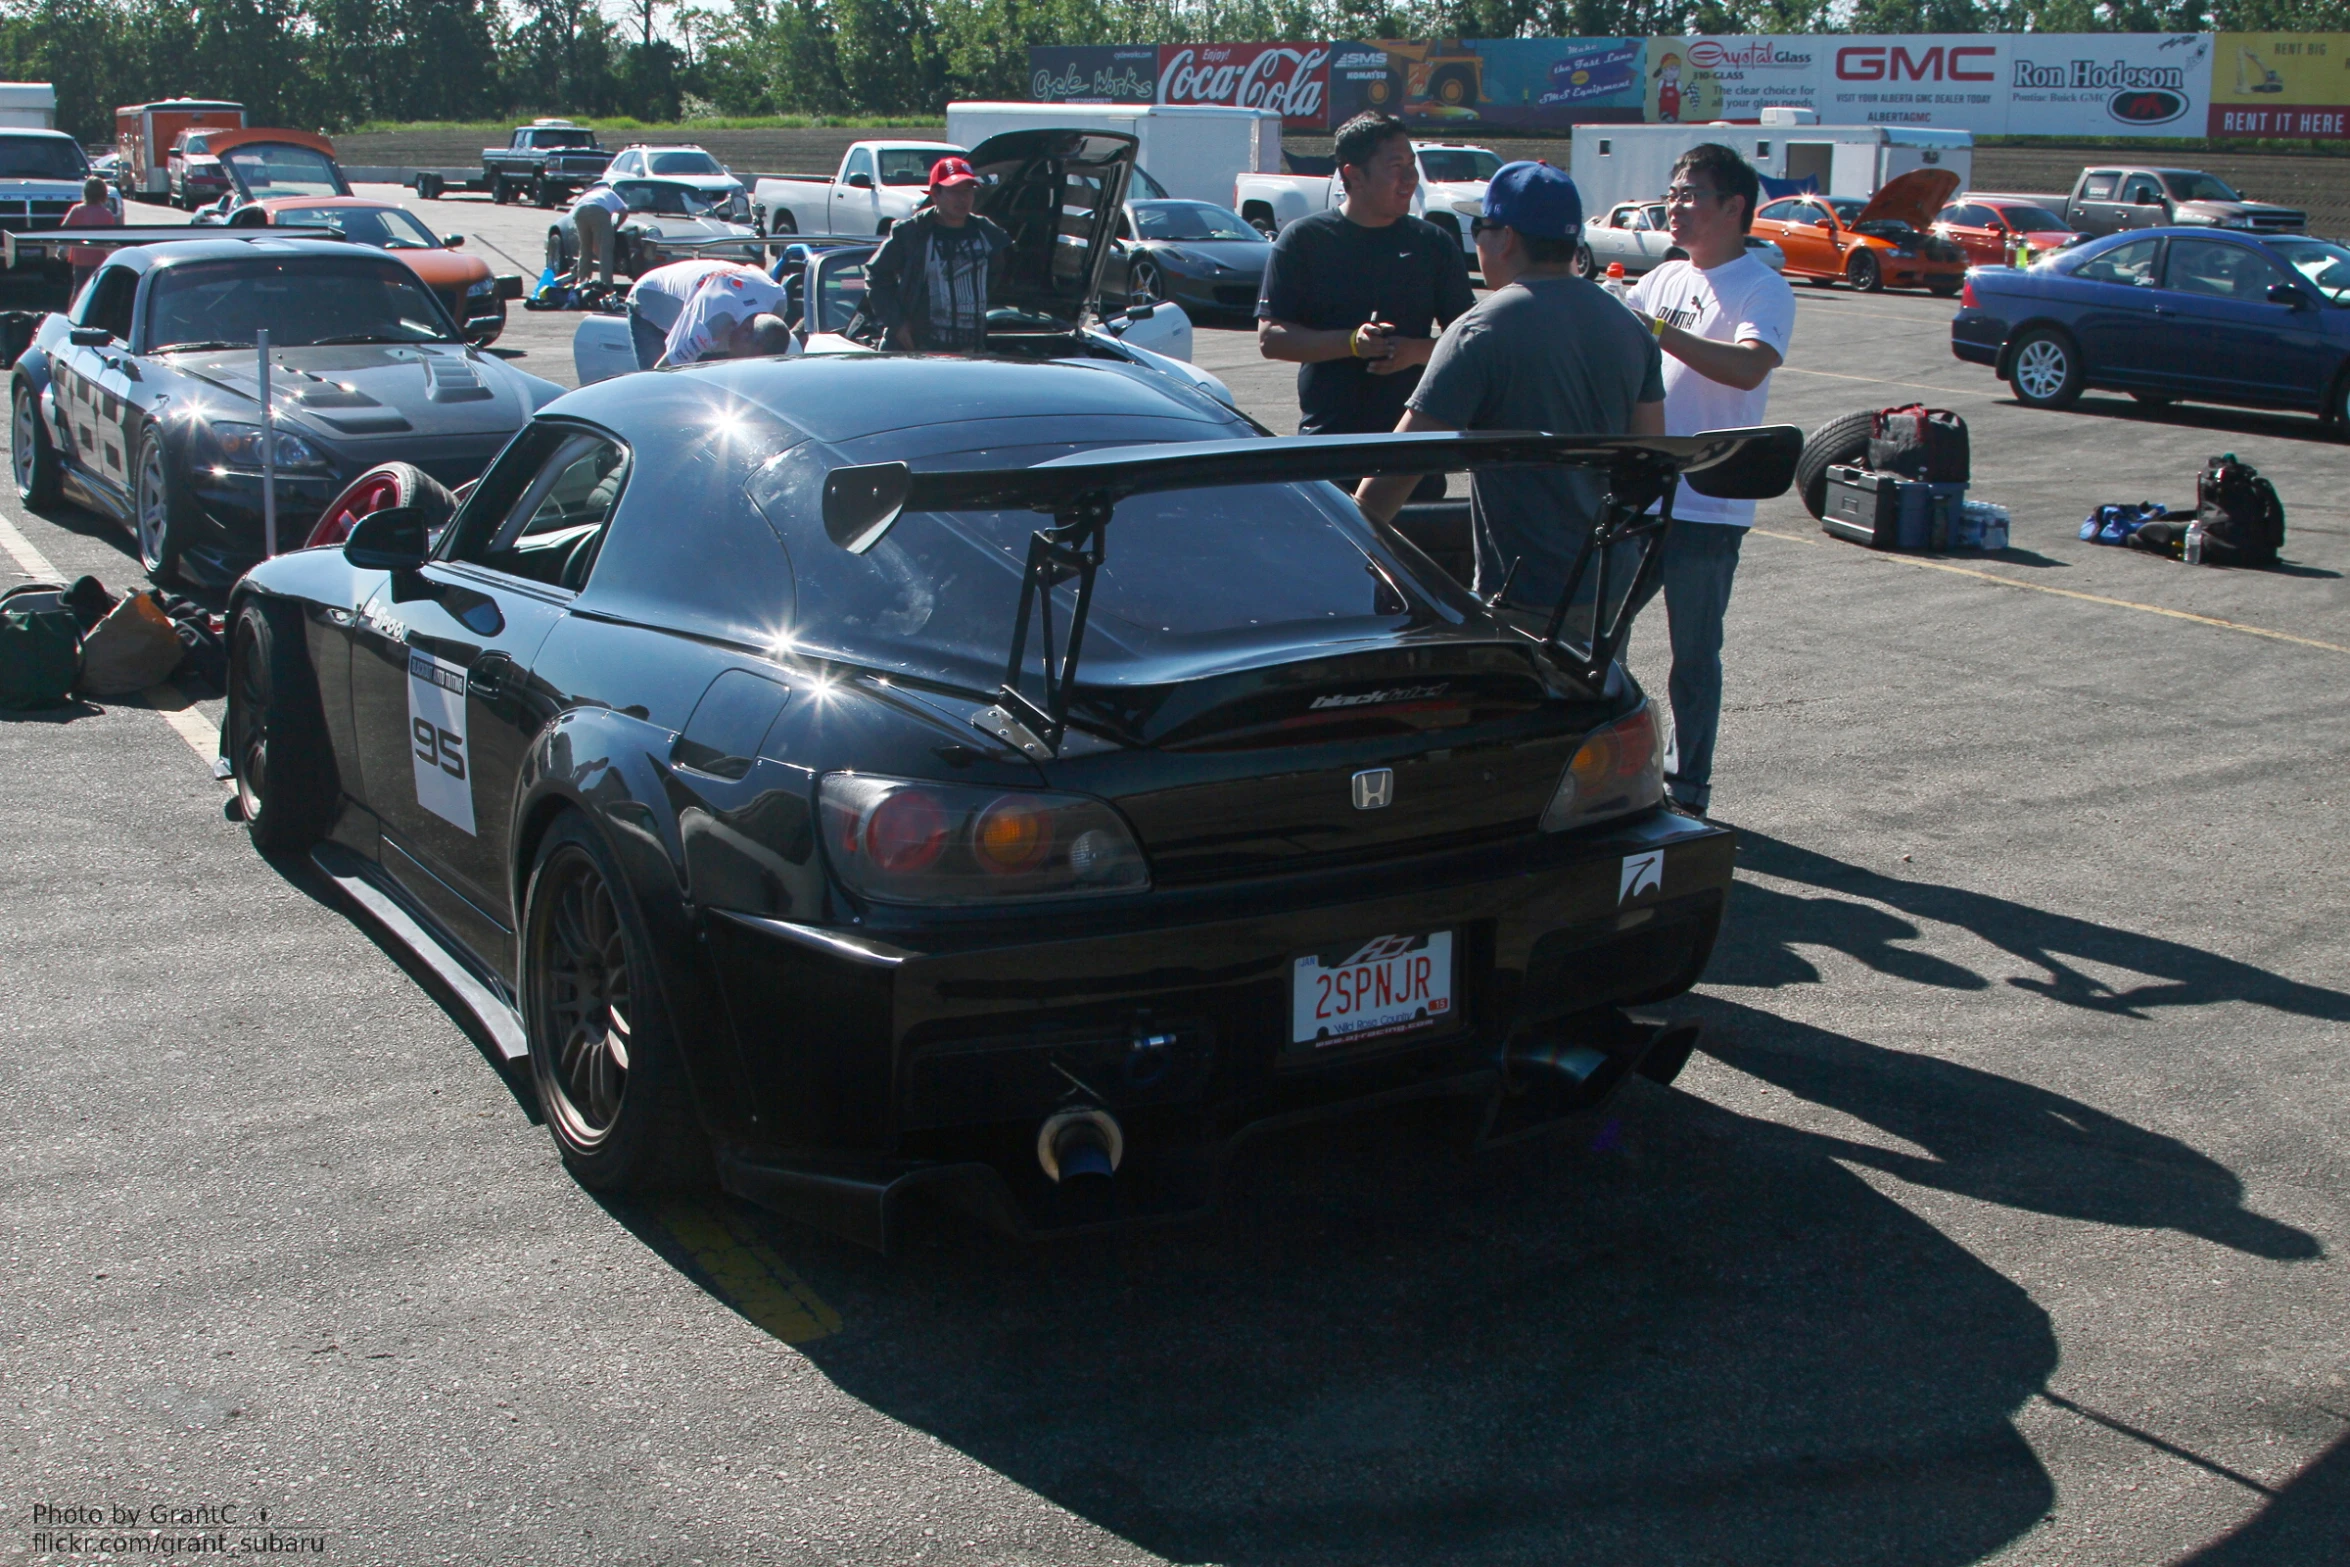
left=755, top=443, right=1420, bottom=687
left=299, top=205, right=441, bottom=249
left=2163, top=172, right=2241, bottom=203
left=1130, top=166, right=1168, bottom=199
left=145, top=257, right=458, bottom=350
left=1995, top=205, right=2069, bottom=232
left=878, top=147, right=961, bottom=186
left=647, top=151, right=721, bottom=176
left=1419, top=149, right=1501, bottom=182
left=0, top=136, right=87, bottom=180
left=222, top=144, right=345, bottom=199
left=1132, top=201, right=1257, bottom=241
left=2266, top=238, right=2350, bottom=302
left=614, top=180, right=707, bottom=216
left=1640, top=204, right=1665, bottom=228
left=1826, top=197, right=1866, bottom=223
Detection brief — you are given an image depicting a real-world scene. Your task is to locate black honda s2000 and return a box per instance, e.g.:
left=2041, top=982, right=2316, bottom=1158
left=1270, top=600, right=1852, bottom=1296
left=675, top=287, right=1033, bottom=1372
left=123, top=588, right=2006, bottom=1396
left=222, top=349, right=1795, bottom=1247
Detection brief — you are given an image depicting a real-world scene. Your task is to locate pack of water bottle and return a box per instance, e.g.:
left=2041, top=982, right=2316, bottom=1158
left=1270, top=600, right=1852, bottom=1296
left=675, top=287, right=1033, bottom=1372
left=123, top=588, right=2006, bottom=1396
left=1953, top=499, right=2010, bottom=551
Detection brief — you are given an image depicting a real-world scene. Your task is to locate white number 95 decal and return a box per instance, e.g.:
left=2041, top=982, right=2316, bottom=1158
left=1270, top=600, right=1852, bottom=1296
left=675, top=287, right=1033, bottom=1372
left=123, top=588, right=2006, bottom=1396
left=407, top=650, right=477, bottom=835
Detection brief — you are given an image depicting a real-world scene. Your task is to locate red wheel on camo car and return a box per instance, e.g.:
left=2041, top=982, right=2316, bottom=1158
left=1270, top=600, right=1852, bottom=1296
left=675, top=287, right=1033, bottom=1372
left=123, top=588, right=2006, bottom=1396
left=303, top=462, right=462, bottom=550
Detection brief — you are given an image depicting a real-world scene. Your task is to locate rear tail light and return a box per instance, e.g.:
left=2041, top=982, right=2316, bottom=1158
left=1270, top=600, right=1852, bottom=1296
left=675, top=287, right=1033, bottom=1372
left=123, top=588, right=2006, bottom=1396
left=1540, top=704, right=1663, bottom=832
left=818, top=774, right=1149, bottom=905
left=1960, top=277, right=1978, bottom=309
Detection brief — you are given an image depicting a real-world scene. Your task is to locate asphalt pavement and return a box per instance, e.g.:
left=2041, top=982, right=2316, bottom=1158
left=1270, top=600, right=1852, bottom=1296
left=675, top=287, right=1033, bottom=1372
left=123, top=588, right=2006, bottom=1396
left=2, top=191, right=2345, bottom=1566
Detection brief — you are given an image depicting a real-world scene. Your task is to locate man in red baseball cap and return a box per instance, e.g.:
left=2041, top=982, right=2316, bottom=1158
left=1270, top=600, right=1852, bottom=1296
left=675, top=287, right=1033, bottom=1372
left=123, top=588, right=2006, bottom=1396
left=864, top=154, right=1010, bottom=353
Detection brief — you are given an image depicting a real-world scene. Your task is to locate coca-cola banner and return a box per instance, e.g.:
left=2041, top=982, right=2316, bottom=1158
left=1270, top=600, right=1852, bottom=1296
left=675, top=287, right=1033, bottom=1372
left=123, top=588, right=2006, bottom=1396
left=1028, top=45, right=1156, bottom=104
left=1156, top=43, right=1331, bottom=128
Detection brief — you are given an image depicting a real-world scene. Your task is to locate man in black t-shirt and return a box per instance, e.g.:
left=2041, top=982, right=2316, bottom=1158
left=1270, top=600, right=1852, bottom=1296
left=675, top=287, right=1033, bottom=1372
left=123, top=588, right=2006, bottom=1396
left=867, top=156, right=1011, bottom=354
left=1256, top=113, right=1477, bottom=436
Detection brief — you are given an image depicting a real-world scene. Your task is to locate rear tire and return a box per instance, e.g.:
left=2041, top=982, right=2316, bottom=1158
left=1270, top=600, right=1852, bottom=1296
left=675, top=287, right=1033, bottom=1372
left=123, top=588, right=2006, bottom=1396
left=766, top=208, right=797, bottom=238
left=490, top=175, right=509, bottom=204
left=1572, top=243, right=1596, bottom=279
left=227, top=598, right=338, bottom=853
left=524, top=812, right=712, bottom=1193
left=2008, top=328, right=2084, bottom=410
left=13, top=381, right=59, bottom=509
left=1847, top=249, right=1883, bottom=293
left=1795, top=409, right=1878, bottom=521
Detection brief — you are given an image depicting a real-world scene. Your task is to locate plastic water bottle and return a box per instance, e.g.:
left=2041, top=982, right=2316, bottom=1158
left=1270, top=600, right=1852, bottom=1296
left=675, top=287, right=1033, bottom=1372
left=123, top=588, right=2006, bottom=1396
left=1603, top=261, right=1631, bottom=304
left=2183, top=517, right=2207, bottom=565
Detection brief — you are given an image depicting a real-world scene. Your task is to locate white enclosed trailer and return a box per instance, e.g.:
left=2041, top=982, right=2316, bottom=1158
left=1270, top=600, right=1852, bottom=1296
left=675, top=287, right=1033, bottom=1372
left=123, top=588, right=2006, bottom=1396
left=0, top=83, right=56, bottom=130
left=945, top=102, right=1281, bottom=205
left=1570, top=113, right=1971, bottom=215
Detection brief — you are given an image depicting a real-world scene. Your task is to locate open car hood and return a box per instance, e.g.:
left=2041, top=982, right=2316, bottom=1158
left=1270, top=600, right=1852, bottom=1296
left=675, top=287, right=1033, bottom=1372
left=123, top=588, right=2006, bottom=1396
left=969, top=128, right=1136, bottom=327
left=1857, top=168, right=1961, bottom=230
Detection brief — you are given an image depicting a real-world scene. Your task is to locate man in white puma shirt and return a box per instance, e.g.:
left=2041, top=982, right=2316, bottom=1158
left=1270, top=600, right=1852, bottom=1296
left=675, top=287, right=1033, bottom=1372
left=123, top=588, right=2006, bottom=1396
left=1622, top=142, right=1796, bottom=819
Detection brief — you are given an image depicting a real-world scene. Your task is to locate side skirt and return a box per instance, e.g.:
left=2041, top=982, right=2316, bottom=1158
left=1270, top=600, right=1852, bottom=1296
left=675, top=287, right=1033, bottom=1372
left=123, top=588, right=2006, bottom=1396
left=311, top=840, right=529, bottom=1064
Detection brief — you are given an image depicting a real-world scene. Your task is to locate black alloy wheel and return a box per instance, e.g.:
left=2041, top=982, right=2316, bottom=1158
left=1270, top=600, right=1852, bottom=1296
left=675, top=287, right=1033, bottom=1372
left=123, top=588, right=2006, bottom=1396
left=523, top=813, right=709, bottom=1192
left=2008, top=328, right=2085, bottom=410
left=226, top=599, right=338, bottom=852
left=1846, top=249, right=1883, bottom=293
left=13, top=381, right=59, bottom=508
left=1128, top=256, right=1165, bottom=309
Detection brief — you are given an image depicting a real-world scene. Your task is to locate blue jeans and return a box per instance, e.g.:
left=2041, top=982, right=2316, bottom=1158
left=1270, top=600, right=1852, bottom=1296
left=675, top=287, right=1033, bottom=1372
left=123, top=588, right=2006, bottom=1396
left=1628, top=520, right=1744, bottom=812
left=627, top=301, right=667, bottom=369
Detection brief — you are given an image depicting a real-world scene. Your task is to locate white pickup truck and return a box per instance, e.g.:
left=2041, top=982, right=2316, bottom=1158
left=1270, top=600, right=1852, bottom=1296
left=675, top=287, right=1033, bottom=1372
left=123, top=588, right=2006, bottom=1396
left=1233, top=141, right=1502, bottom=253
left=749, top=140, right=965, bottom=238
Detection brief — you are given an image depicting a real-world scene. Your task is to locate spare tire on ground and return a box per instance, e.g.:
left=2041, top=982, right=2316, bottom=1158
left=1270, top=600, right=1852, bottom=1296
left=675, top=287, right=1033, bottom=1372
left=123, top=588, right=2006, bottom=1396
left=1794, top=410, right=1877, bottom=521
left=303, top=462, right=461, bottom=551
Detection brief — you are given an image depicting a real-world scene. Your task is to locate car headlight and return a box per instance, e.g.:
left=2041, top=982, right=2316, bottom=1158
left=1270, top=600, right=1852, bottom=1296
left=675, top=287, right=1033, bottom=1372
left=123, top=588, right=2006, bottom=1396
left=2219, top=215, right=2255, bottom=229
left=465, top=276, right=497, bottom=298
left=1540, top=705, right=1663, bottom=832
left=818, top=773, right=1149, bottom=905
left=204, top=421, right=328, bottom=471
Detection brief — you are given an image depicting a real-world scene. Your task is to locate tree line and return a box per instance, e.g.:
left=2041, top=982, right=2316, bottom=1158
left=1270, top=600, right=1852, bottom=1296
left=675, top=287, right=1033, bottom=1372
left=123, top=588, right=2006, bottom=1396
left=2, top=0, right=2336, bottom=144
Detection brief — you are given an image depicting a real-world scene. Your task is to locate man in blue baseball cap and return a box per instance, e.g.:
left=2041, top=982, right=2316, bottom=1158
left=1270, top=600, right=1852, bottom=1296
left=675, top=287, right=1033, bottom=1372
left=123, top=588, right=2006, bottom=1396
left=1357, top=160, right=1664, bottom=613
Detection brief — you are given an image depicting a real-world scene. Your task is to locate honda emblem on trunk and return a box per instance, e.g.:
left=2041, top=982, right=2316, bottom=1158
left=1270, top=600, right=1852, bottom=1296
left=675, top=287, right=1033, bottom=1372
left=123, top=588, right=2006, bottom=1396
left=1351, top=768, right=1394, bottom=810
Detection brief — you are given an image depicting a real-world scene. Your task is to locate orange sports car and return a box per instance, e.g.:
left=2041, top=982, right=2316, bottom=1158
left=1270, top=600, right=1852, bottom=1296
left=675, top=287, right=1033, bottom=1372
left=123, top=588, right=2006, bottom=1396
left=1747, top=168, right=1967, bottom=295
left=235, top=196, right=522, bottom=345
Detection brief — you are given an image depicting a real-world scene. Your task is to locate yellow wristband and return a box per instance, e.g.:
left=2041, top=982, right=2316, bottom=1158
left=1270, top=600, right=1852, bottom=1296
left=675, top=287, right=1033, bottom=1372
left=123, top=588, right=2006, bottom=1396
left=1349, top=325, right=1367, bottom=358
left=1649, top=312, right=1667, bottom=339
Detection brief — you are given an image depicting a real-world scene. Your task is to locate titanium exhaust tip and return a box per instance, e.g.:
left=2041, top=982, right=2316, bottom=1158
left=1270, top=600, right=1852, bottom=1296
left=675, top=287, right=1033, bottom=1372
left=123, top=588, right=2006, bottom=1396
left=1038, top=1107, right=1124, bottom=1183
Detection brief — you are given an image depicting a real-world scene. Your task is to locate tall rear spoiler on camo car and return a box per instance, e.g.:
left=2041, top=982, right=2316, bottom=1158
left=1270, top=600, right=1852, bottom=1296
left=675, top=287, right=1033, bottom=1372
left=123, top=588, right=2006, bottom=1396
left=3, top=226, right=340, bottom=267
left=821, top=426, right=1803, bottom=755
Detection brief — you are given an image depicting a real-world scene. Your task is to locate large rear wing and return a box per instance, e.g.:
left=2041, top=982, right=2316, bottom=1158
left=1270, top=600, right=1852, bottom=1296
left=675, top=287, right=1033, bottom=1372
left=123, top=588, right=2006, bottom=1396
left=819, top=426, right=1803, bottom=754
left=4, top=225, right=337, bottom=267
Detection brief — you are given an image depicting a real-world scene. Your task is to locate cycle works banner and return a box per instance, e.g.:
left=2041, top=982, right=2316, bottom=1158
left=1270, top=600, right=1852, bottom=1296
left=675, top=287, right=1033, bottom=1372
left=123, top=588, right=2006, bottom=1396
left=1028, top=45, right=1156, bottom=104
left=1322, top=39, right=1646, bottom=131
left=2210, top=34, right=2350, bottom=139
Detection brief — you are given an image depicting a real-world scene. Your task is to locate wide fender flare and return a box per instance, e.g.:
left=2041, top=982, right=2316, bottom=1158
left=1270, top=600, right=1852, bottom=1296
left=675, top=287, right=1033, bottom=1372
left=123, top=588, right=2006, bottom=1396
left=510, top=705, right=765, bottom=1141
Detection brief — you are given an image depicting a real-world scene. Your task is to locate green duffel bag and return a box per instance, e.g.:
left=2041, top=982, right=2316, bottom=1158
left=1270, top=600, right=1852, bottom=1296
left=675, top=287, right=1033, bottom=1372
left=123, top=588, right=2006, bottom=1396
left=0, top=582, right=82, bottom=709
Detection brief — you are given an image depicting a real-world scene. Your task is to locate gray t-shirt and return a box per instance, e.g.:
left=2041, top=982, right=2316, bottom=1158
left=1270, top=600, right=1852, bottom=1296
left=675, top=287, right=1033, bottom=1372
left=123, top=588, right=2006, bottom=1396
left=1407, top=274, right=1664, bottom=607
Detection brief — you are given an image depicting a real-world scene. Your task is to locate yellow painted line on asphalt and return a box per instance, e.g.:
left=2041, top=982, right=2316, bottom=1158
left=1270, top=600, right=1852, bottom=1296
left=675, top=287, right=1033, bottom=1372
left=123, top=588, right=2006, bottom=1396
left=657, top=1199, right=841, bottom=1344
left=1751, top=526, right=2350, bottom=655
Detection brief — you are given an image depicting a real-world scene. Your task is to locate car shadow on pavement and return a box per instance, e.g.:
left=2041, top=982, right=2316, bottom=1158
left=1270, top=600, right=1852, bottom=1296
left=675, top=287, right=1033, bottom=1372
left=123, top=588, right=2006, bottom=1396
left=1715, top=830, right=2350, bottom=1028
left=25, top=498, right=141, bottom=571
left=766, top=1080, right=2063, bottom=1567
left=2174, top=1430, right=2350, bottom=1565
left=2087, top=394, right=2336, bottom=446
left=1683, top=996, right=2320, bottom=1262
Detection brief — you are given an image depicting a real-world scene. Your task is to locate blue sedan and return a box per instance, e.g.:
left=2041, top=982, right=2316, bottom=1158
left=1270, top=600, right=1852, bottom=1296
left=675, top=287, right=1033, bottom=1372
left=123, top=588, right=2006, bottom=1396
left=1951, top=227, right=2350, bottom=429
